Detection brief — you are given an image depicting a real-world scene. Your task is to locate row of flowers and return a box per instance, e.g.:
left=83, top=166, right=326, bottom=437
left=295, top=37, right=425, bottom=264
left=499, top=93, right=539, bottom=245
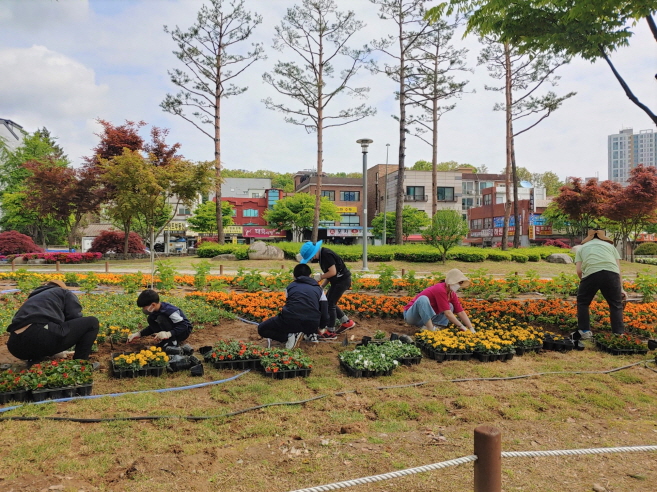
left=0, top=270, right=651, bottom=297
left=0, top=360, right=93, bottom=392
left=200, top=340, right=311, bottom=373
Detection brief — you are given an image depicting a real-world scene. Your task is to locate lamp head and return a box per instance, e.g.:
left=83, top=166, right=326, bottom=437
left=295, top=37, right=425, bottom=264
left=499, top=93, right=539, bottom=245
left=356, top=138, right=373, bottom=152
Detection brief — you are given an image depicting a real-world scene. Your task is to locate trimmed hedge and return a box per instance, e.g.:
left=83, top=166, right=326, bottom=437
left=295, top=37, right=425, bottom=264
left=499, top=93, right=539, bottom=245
left=510, top=252, right=528, bottom=263
left=487, top=250, right=512, bottom=262
left=634, top=243, right=657, bottom=255
left=196, top=243, right=250, bottom=260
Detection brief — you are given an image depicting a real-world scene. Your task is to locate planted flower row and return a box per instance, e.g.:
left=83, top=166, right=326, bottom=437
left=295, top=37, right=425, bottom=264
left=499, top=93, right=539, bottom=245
left=3, top=252, right=103, bottom=264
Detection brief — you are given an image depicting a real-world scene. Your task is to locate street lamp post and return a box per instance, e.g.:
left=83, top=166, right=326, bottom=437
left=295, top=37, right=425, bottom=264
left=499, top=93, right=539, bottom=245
left=382, top=143, right=390, bottom=246
left=357, top=138, right=373, bottom=271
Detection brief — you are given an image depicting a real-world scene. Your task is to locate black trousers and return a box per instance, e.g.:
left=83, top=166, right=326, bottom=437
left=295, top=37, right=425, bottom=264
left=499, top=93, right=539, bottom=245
left=151, top=314, right=191, bottom=348
left=7, top=316, right=100, bottom=361
left=326, top=275, right=351, bottom=329
left=577, top=270, right=624, bottom=334
left=258, top=315, right=319, bottom=343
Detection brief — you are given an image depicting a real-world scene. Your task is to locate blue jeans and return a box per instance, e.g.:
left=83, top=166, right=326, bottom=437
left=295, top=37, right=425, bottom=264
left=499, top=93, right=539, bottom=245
left=403, top=296, right=453, bottom=329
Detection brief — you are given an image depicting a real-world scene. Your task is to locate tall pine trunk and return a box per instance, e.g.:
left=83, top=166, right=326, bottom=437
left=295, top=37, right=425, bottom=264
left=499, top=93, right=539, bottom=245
left=312, top=38, right=324, bottom=244
left=215, top=60, right=225, bottom=244
left=395, top=18, right=406, bottom=245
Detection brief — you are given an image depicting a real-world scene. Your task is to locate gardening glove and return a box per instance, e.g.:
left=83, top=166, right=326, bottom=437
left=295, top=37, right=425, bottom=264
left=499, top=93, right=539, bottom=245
left=127, top=332, right=141, bottom=343
left=313, top=272, right=322, bottom=283
left=155, top=331, right=172, bottom=340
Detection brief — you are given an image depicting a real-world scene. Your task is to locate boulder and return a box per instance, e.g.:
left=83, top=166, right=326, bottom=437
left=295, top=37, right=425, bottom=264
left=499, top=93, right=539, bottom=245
left=27, top=259, right=47, bottom=265
left=248, top=241, right=284, bottom=260
left=546, top=253, right=573, bottom=264
left=212, top=254, right=238, bottom=261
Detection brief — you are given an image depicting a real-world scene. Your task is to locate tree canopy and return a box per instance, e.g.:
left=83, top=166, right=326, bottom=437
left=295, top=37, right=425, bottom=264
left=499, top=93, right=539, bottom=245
left=371, top=206, right=431, bottom=242
left=264, top=193, right=340, bottom=241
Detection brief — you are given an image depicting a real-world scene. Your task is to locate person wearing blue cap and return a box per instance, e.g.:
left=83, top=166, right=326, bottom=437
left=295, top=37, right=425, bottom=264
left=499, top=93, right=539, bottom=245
left=299, top=241, right=356, bottom=340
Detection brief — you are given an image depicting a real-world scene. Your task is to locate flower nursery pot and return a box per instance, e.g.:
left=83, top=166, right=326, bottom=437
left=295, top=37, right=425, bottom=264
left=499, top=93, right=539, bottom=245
left=389, top=333, right=399, bottom=341
left=543, top=340, right=554, bottom=351
left=76, top=384, right=93, bottom=396
left=515, top=347, right=526, bottom=356
left=461, top=353, right=473, bottom=362
left=361, top=336, right=371, bottom=346
left=0, top=390, right=28, bottom=404
left=31, top=388, right=63, bottom=402
left=476, top=353, right=491, bottom=362
left=648, top=339, right=657, bottom=351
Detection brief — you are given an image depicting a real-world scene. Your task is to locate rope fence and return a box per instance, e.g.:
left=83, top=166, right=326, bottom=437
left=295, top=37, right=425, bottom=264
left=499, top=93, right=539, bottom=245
left=288, top=427, right=657, bottom=492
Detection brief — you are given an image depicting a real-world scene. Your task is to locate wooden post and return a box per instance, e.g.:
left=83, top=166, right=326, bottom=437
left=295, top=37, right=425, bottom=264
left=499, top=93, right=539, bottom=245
left=11, top=258, right=16, bottom=272
left=56, top=261, right=60, bottom=272
left=401, top=268, right=405, bottom=277
left=281, top=264, right=285, bottom=270
left=474, top=425, right=502, bottom=492
left=219, top=264, right=224, bottom=275
left=105, top=261, right=109, bottom=273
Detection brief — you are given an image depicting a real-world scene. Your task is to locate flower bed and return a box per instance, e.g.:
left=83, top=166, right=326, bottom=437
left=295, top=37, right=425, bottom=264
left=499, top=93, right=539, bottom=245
left=259, top=348, right=312, bottom=379
left=1, top=360, right=94, bottom=403
left=111, top=347, right=168, bottom=378
left=593, top=333, right=648, bottom=355
left=201, top=340, right=264, bottom=370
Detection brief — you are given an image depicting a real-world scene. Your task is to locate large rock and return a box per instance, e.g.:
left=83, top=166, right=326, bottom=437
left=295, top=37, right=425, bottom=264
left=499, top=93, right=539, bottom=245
left=212, top=254, right=238, bottom=261
left=546, top=253, right=573, bottom=264
left=248, top=241, right=284, bottom=260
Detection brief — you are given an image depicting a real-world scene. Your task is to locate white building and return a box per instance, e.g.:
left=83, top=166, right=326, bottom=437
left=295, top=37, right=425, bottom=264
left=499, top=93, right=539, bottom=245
left=608, top=128, right=657, bottom=184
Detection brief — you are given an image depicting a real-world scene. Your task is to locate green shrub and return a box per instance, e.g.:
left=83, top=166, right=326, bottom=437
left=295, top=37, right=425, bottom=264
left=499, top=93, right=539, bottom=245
left=510, top=252, right=528, bottom=263
left=446, top=248, right=487, bottom=262
left=155, top=260, right=177, bottom=291
left=196, top=243, right=250, bottom=260
left=487, top=250, right=512, bottom=262
left=525, top=251, right=541, bottom=262
left=368, top=246, right=395, bottom=262
left=634, top=243, right=657, bottom=256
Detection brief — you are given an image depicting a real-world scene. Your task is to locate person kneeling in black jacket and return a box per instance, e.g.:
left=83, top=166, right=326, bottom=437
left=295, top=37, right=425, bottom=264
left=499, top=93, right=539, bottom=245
left=258, top=264, right=328, bottom=349
left=6, top=280, right=99, bottom=366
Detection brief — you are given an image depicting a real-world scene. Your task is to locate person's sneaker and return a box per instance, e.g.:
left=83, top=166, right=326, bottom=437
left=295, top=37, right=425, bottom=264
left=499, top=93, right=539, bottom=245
left=304, top=333, right=319, bottom=343
left=336, top=320, right=356, bottom=333
left=571, top=330, right=592, bottom=341
left=285, top=332, right=304, bottom=349
left=318, top=331, right=338, bottom=341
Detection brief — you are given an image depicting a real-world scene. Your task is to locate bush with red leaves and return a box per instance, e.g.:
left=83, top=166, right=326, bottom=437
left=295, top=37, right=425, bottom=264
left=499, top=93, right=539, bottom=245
left=88, top=230, right=146, bottom=254
left=543, top=239, right=570, bottom=249
left=197, top=237, right=218, bottom=246
left=0, top=230, right=44, bottom=255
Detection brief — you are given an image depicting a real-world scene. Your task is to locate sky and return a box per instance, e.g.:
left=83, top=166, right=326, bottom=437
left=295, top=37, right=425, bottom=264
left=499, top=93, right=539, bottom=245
left=0, top=0, right=655, bottom=182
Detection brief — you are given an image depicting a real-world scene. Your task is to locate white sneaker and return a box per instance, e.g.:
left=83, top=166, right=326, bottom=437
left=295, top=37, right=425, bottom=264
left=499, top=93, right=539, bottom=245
left=285, top=332, right=303, bottom=349
left=304, top=333, right=319, bottom=343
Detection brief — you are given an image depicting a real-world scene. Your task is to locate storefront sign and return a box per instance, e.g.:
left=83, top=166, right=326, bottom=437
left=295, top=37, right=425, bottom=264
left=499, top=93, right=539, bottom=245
left=493, top=226, right=522, bottom=236
left=471, top=229, right=493, bottom=238
left=164, top=222, right=187, bottom=231
left=327, top=227, right=372, bottom=237
left=224, top=225, right=243, bottom=235
left=243, top=227, right=285, bottom=238
left=337, top=206, right=358, bottom=213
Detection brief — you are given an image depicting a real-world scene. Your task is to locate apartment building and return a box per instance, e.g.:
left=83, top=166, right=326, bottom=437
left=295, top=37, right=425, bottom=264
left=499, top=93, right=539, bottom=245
left=608, top=128, right=657, bottom=185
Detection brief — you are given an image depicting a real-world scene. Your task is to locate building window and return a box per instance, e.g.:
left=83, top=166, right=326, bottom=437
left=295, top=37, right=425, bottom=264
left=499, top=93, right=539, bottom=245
left=321, top=190, right=335, bottom=201
left=178, top=207, right=192, bottom=215
left=471, top=218, right=483, bottom=229
left=340, top=214, right=360, bottom=226
left=406, top=186, right=425, bottom=201
left=484, top=217, right=493, bottom=228
left=252, top=193, right=261, bottom=198
left=267, top=189, right=280, bottom=209
left=243, top=209, right=259, bottom=217
left=483, top=194, right=492, bottom=206
left=340, top=191, right=360, bottom=201
left=437, top=187, right=454, bottom=201
left=462, top=197, right=474, bottom=210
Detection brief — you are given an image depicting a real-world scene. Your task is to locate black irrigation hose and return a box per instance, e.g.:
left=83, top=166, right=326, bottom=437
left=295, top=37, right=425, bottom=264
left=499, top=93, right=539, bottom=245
left=0, top=361, right=654, bottom=424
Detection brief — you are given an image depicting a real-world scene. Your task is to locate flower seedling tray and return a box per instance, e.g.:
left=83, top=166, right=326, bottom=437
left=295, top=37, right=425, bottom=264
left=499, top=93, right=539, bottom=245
left=30, top=383, right=93, bottom=402
left=110, top=352, right=166, bottom=378
left=398, top=356, right=422, bottom=366
left=339, top=361, right=393, bottom=378
left=263, top=368, right=311, bottom=380
left=595, top=342, right=648, bottom=356
left=514, top=345, right=542, bottom=356
left=420, top=346, right=446, bottom=363
left=212, top=359, right=260, bottom=370
left=0, top=389, right=29, bottom=404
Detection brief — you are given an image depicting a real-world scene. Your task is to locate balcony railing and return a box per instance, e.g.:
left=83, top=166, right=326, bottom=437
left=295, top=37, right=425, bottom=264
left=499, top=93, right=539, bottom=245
left=404, top=194, right=429, bottom=202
